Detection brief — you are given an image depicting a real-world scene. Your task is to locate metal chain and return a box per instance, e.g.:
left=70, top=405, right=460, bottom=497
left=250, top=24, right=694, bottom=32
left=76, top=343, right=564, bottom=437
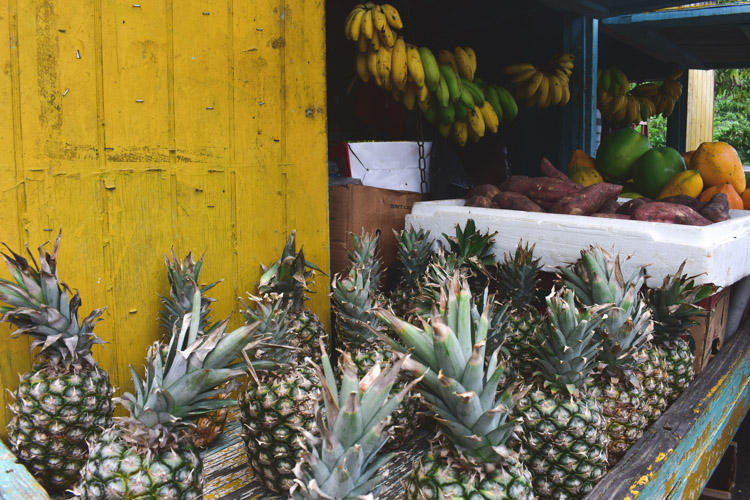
left=416, top=114, right=428, bottom=194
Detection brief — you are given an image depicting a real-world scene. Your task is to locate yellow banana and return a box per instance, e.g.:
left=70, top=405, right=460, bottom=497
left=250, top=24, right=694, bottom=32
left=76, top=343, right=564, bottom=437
left=522, top=70, right=545, bottom=100
left=451, top=120, right=468, bottom=146
left=357, top=33, right=368, bottom=52
left=343, top=9, right=356, bottom=40
left=403, top=83, right=417, bottom=110
left=391, top=87, right=402, bottom=103
left=437, top=122, right=452, bottom=139
left=437, top=50, right=458, bottom=73
left=454, top=47, right=474, bottom=80
left=372, top=5, right=387, bottom=38
left=509, top=67, right=538, bottom=85
left=548, top=75, right=562, bottom=106
left=611, top=94, right=627, bottom=115
left=391, top=37, right=408, bottom=91
left=355, top=52, right=370, bottom=82
left=361, top=8, right=374, bottom=40
left=417, top=82, right=430, bottom=103
left=378, top=16, right=396, bottom=48
left=417, top=96, right=430, bottom=113
left=405, top=44, right=425, bottom=88
left=464, top=47, right=477, bottom=76
left=663, top=95, right=676, bottom=117
left=367, top=47, right=381, bottom=86
left=347, top=8, right=366, bottom=41
left=536, top=74, right=551, bottom=109
left=504, top=62, right=536, bottom=75
left=668, top=69, right=683, bottom=80
left=479, top=101, right=499, bottom=134
left=555, top=52, right=575, bottom=64
left=560, top=80, right=571, bottom=106
left=661, top=79, right=682, bottom=99
left=467, top=107, right=485, bottom=138
left=377, top=45, right=392, bottom=89
left=381, top=4, right=403, bottom=30
left=369, top=28, right=381, bottom=50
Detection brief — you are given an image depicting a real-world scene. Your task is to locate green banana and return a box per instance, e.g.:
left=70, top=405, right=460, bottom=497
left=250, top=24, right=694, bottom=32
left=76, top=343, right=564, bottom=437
left=484, top=86, right=504, bottom=122
left=461, top=79, right=485, bottom=106
left=600, top=68, right=612, bottom=94
left=435, top=74, right=450, bottom=108
left=458, top=87, right=475, bottom=109
left=439, top=63, right=462, bottom=103
left=418, top=47, right=441, bottom=92
left=437, top=101, right=455, bottom=125
left=423, top=101, right=438, bottom=125
left=495, top=86, right=518, bottom=121
left=454, top=101, right=469, bottom=121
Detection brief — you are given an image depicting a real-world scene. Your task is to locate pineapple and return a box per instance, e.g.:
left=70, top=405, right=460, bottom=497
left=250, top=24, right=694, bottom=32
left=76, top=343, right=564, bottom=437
left=645, top=262, right=714, bottom=404
left=441, top=218, right=498, bottom=294
left=498, top=241, right=544, bottom=380
left=517, top=289, right=609, bottom=499
left=0, top=232, right=114, bottom=492
left=558, top=247, right=654, bottom=461
left=377, top=274, right=535, bottom=499
left=238, top=293, right=321, bottom=494
left=389, top=227, right=433, bottom=317
left=257, top=230, right=326, bottom=356
left=75, top=290, right=265, bottom=499
left=158, top=250, right=228, bottom=448
left=290, top=344, right=419, bottom=499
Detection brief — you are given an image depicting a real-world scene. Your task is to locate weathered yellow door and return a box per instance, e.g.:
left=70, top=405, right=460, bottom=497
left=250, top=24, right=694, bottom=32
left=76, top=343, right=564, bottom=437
left=0, top=0, right=329, bottom=434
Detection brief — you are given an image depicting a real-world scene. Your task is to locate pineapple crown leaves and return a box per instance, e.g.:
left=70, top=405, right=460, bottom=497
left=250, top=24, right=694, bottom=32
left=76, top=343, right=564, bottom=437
left=158, top=249, right=221, bottom=335
left=347, top=230, right=383, bottom=289
left=118, top=290, right=274, bottom=437
left=497, top=240, right=542, bottom=309
left=441, top=219, right=497, bottom=275
left=0, top=231, right=106, bottom=369
left=393, top=227, right=433, bottom=286
left=375, top=273, right=526, bottom=465
left=258, top=230, right=325, bottom=312
left=558, top=246, right=653, bottom=369
left=646, top=261, right=717, bottom=343
left=290, top=341, right=421, bottom=500
left=331, top=267, right=383, bottom=348
left=240, top=292, right=297, bottom=370
left=532, top=288, right=608, bottom=395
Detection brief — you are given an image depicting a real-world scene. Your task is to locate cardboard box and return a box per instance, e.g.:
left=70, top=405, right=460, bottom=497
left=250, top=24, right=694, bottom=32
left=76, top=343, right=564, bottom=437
left=700, top=441, right=737, bottom=499
left=691, top=288, right=731, bottom=375
left=329, top=184, right=423, bottom=283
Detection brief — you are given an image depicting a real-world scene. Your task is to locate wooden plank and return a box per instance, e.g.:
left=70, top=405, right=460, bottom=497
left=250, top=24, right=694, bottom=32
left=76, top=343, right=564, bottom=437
left=602, top=4, right=750, bottom=27
left=686, top=69, right=715, bottom=151
left=586, top=321, right=750, bottom=499
left=0, top=439, right=50, bottom=500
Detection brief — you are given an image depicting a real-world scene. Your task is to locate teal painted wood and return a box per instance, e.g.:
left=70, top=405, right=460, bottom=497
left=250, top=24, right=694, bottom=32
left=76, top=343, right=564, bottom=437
left=587, top=322, right=750, bottom=499
left=0, top=439, right=50, bottom=500
left=539, top=0, right=692, bottom=19
left=602, top=4, right=750, bottom=27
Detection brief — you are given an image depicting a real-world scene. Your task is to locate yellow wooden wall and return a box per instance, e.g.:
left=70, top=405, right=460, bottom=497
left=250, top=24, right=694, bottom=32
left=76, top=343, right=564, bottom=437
left=686, top=69, right=715, bottom=151
left=0, top=0, right=329, bottom=434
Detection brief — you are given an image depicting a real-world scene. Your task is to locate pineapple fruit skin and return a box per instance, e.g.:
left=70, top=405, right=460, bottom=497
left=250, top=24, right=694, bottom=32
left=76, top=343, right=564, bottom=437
left=7, top=364, right=113, bottom=492
left=517, top=389, right=608, bottom=498
left=77, top=426, right=202, bottom=499
left=661, top=338, right=694, bottom=403
left=404, top=448, right=535, bottom=499
left=637, top=346, right=668, bottom=424
left=590, top=378, right=648, bottom=462
left=238, top=364, right=319, bottom=494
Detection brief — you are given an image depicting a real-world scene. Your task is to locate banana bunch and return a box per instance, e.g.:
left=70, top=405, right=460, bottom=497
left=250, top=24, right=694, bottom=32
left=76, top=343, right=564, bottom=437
left=345, top=3, right=403, bottom=52
left=598, top=66, right=684, bottom=124
left=630, top=70, right=683, bottom=119
left=503, top=52, right=574, bottom=109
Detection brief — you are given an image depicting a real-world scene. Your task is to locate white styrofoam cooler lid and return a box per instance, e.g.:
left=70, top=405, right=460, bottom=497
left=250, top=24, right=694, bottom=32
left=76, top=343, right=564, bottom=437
left=406, top=199, right=750, bottom=287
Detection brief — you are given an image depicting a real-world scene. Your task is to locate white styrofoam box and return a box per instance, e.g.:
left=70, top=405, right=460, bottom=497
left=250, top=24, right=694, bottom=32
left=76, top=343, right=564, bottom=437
left=406, top=199, right=750, bottom=287
left=346, top=142, right=431, bottom=193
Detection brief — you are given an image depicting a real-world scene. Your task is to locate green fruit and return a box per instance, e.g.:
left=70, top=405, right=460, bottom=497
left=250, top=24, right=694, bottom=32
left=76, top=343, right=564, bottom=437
left=596, top=128, right=651, bottom=183
left=632, top=146, right=687, bottom=199
left=620, top=192, right=644, bottom=199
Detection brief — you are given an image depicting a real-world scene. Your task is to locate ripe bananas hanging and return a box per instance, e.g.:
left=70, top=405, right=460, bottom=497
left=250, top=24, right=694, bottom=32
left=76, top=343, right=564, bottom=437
left=503, top=52, right=574, bottom=109
left=598, top=65, right=684, bottom=125
left=344, top=3, right=403, bottom=49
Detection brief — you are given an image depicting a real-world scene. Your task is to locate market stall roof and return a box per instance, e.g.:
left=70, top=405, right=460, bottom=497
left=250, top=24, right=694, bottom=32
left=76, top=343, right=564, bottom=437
left=539, top=0, right=698, bottom=18
left=600, top=3, right=750, bottom=69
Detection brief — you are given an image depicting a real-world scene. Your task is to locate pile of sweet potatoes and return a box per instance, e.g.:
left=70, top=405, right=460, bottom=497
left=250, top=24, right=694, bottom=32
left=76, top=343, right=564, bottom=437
left=464, top=159, right=732, bottom=226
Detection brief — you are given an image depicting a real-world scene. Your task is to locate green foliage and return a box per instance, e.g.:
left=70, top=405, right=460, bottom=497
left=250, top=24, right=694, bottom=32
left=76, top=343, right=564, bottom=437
left=648, top=114, right=667, bottom=149
left=714, top=68, right=750, bottom=164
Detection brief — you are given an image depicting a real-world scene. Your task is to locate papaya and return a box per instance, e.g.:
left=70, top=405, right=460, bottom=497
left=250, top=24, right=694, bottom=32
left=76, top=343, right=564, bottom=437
left=595, top=128, right=651, bottom=182
left=657, top=169, right=703, bottom=199
left=691, top=141, right=746, bottom=194
left=699, top=183, right=744, bottom=210
left=569, top=148, right=597, bottom=170
left=682, top=150, right=695, bottom=167
left=632, top=146, right=686, bottom=199
left=567, top=164, right=603, bottom=187
left=742, top=189, right=750, bottom=210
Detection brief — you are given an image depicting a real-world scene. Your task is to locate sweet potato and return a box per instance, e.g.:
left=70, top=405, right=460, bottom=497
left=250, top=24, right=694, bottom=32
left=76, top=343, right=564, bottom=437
left=616, top=197, right=652, bottom=216
left=540, top=157, right=576, bottom=184
left=465, top=184, right=502, bottom=200
left=591, top=213, right=631, bottom=220
left=549, top=182, right=623, bottom=216
left=501, top=177, right=581, bottom=209
left=492, top=192, right=545, bottom=212
left=659, top=194, right=706, bottom=212
left=632, top=202, right=713, bottom=226
left=500, top=175, right=531, bottom=191
left=699, top=193, right=731, bottom=223
left=598, top=197, right=621, bottom=214
left=465, top=195, right=498, bottom=209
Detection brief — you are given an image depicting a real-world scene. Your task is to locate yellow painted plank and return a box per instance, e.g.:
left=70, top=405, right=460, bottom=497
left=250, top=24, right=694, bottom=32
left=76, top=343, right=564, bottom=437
left=687, top=69, right=715, bottom=151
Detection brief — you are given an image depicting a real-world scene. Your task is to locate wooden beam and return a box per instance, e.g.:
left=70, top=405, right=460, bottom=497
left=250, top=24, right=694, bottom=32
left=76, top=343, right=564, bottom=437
left=603, top=4, right=750, bottom=28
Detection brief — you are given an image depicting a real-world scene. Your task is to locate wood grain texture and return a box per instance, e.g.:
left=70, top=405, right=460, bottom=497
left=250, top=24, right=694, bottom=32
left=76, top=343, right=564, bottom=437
left=0, top=0, right=330, bottom=434
left=686, top=69, right=715, bottom=151
left=0, top=440, right=50, bottom=499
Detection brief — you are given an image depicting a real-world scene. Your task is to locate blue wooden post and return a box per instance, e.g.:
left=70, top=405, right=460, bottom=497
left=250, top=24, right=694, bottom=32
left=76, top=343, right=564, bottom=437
left=561, top=14, right=599, bottom=171
left=666, top=71, right=689, bottom=153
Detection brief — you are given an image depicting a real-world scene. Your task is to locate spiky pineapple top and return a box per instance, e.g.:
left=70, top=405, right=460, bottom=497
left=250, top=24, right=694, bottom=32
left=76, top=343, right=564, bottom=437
left=159, top=250, right=220, bottom=334
left=533, top=289, right=607, bottom=395
left=0, top=232, right=106, bottom=372
left=646, top=261, right=715, bottom=344
left=377, top=274, right=524, bottom=467
left=347, top=231, right=382, bottom=288
left=241, top=292, right=297, bottom=371
left=291, top=344, right=419, bottom=499
left=118, top=292, right=270, bottom=451
left=331, top=267, right=382, bottom=349
left=394, top=227, right=433, bottom=287
left=558, top=247, right=653, bottom=370
left=497, top=241, right=542, bottom=311
left=258, top=231, right=323, bottom=313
